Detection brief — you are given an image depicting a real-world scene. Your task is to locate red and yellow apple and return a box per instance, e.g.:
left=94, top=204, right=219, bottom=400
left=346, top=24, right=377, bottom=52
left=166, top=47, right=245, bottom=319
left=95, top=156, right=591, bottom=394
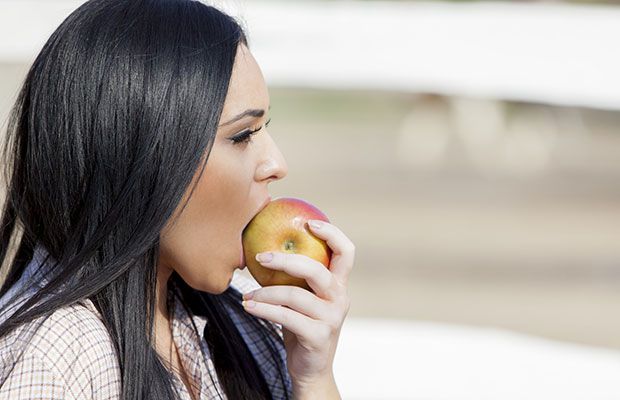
left=241, top=197, right=332, bottom=291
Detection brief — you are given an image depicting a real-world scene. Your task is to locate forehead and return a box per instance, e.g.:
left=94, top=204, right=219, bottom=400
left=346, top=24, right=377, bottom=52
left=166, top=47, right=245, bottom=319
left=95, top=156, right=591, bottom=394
left=221, top=44, right=270, bottom=119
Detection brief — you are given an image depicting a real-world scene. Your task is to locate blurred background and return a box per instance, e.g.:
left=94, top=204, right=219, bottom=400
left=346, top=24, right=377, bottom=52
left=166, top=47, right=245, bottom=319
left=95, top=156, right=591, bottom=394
left=1, top=0, right=620, bottom=399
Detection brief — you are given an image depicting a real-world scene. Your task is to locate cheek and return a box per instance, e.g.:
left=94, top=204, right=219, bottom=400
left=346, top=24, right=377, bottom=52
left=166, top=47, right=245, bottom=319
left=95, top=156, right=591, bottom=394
left=158, top=148, right=251, bottom=293
left=199, top=151, right=251, bottom=235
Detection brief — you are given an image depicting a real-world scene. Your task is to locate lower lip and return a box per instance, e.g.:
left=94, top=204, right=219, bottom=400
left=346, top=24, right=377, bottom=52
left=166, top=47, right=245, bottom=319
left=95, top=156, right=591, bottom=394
left=238, top=240, right=246, bottom=269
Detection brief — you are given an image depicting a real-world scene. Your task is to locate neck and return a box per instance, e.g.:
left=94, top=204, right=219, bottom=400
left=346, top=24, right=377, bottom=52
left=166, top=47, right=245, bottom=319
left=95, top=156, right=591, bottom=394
left=155, top=263, right=174, bottom=323
left=152, top=262, right=177, bottom=368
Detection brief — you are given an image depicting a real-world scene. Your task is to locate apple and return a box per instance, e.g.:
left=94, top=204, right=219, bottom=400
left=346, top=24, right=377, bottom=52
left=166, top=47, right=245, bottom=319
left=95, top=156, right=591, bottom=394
left=241, top=197, right=332, bottom=291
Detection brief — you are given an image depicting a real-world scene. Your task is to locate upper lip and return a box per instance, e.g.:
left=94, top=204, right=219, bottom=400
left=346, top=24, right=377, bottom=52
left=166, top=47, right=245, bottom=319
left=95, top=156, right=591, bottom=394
left=256, top=196, right=271, bottom=217
left=248, top=196, right=271, bottom=226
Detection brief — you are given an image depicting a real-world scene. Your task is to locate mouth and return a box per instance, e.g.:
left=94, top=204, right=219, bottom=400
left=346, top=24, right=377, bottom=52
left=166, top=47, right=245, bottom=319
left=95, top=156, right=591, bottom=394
left=238, top=243, right=246, bottom=270
left=245, top=196, right=272, bottom=230
left=238, top=195, right=272, bottom=268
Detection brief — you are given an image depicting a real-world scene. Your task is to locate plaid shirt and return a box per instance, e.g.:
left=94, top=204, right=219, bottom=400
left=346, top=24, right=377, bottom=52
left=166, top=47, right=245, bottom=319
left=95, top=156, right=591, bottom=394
left=0, top=244, right=292, bottom=399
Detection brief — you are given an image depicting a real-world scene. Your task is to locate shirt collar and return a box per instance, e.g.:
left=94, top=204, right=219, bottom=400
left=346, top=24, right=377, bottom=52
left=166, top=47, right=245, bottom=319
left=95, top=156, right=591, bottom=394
left=0, top=242, right=57, bottom=323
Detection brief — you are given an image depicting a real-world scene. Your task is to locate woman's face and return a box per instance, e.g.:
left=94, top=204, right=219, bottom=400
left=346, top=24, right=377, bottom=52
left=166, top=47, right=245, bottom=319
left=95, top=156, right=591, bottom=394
left=157, top=43, right=288, bottom=294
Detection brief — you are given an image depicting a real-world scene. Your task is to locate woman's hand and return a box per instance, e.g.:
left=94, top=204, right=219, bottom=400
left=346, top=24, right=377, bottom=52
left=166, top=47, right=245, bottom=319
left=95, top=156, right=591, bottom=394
left=241, top=219, right=354, bottom=398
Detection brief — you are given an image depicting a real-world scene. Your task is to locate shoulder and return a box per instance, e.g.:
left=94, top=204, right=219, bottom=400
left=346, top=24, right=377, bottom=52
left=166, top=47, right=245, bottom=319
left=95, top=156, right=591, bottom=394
left=0, top=300, right=121, bottom=399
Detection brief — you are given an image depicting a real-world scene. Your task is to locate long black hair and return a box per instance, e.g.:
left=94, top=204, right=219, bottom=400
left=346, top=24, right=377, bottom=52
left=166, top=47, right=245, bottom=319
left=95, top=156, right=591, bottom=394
left=0, top=0, right=290, bottom=398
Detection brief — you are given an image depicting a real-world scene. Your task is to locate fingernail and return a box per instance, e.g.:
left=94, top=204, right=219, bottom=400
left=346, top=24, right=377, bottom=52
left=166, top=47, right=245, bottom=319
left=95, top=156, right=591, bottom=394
left=243, top=290, right=255, bottom=300
left=256, top=252, right=273, bottom=263
left=309, top=220, right=323, bottom=229
left=242, top=300, right=256, bottom=308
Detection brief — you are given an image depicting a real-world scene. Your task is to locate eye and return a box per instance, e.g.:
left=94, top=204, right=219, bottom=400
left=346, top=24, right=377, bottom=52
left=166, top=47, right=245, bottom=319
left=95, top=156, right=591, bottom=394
left=230, top=118, right=271, bottom=146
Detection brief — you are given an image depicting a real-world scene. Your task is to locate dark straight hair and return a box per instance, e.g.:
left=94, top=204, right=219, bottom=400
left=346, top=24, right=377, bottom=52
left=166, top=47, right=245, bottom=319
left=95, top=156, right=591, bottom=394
left=0, top=0, right=290, bottom=398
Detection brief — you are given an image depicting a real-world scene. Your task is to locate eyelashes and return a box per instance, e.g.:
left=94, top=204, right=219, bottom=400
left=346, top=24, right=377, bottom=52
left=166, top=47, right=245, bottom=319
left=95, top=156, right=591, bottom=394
left=230, top=118, right=271, bottom=145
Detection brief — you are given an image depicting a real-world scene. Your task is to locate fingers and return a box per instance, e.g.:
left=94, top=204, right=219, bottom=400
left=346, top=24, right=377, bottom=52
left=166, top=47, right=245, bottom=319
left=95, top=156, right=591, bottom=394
left=307, top=220, right=355, bottom=286
left=243, top=285, right=330, bottom=321
left=256, top=251, right=335, bottom=299
left=242, top=298, right=330, bottom=346
left=243, top=221, right=355, bottom=356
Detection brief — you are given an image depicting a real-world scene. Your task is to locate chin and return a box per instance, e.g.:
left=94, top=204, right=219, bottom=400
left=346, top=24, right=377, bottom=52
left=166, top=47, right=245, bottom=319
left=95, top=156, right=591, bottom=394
left=209, top=271, right=236, bottom=294
left=201, top=275, right=232, bottom=294
left=186, top=271, right=234, bottom=295
left=210, top=286, right=230, bottom=295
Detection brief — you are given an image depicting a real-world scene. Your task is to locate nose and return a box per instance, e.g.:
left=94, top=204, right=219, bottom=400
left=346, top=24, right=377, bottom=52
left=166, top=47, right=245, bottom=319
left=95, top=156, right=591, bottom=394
left=256, top=134, right=288, bottom=183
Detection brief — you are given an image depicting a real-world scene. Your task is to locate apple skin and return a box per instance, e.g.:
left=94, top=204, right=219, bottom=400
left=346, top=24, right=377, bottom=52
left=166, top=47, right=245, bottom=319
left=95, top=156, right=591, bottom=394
left=241, top=197, right=332, bottom=291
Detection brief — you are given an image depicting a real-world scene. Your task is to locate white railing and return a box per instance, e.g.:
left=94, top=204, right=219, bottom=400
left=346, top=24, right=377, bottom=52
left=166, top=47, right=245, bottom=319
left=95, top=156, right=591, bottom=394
left=2, top=1, right=620, bottom=110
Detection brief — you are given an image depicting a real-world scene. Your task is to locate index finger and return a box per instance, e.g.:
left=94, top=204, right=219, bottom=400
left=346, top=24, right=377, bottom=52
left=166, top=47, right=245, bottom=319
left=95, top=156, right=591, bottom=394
left=307, top=220, right=355, bottom=285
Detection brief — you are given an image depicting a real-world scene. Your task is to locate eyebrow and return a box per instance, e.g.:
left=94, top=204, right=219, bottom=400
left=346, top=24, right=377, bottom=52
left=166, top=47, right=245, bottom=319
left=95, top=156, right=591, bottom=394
left=219, top=105, right=271, bottom=127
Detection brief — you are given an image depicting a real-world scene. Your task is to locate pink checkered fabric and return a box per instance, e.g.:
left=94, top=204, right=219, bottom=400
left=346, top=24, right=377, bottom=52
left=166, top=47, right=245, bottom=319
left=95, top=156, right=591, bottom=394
left=0, top=245, right=291, bottom=399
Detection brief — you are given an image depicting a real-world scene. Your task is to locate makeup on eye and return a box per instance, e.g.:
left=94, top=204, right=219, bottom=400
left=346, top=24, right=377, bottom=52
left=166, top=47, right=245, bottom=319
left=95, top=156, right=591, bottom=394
left=229, top=117, right=271, bottom=145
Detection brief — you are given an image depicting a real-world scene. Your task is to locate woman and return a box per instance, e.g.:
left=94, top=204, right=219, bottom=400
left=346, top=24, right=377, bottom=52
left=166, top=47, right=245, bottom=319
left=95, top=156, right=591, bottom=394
left=0, top=0, right=355, bottom=399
